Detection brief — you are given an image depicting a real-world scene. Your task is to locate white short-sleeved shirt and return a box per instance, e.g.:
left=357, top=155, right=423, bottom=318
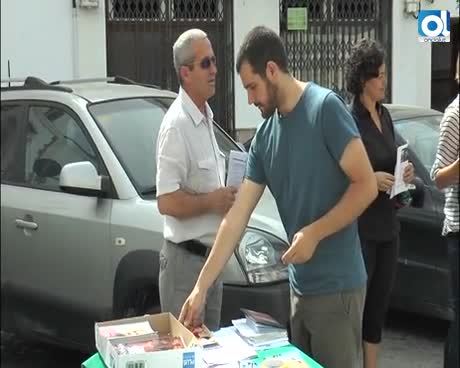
left=431, top=94, right=459, bottom=235
left=156, top=88, right=226, bottom=246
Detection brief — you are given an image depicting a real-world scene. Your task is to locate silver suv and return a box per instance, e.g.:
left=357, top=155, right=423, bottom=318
left=0, top=77, right=290, bottom=350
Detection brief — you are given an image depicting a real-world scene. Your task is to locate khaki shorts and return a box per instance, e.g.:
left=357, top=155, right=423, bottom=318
left=290, top=286, right=366, bottom=368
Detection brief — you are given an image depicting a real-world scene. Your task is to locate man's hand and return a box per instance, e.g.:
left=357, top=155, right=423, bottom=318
left=375, top=171, right=395, bottom=192
left=281, top=226, right=320, bottom=265
left=210, top=187, right=238, bottom=215
left=403, top=162, right=415, bottom=184
left=179, top=287, right=206, bottom=329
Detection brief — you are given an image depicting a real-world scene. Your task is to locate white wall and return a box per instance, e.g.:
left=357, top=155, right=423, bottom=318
left=233, top=0, right=279, bottom=130
left=392, top=0, right=457, bottom=108
left=75, top=2, right=107, bottom=79
left=0, top=0, right=106, bottom=82
left=1, top=0, right=74, bottom=81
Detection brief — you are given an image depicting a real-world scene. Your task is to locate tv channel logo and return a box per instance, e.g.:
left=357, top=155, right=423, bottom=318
left=418, top=10, right=450, bottom=42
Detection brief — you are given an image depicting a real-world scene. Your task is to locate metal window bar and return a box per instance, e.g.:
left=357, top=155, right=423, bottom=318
left=280, top=0, right=392, bottom=103
left=105, top=0, right=235, bottom=135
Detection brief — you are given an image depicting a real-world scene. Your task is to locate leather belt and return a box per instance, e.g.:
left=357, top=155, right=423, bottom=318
left=177, top=239, right=210, bottom=257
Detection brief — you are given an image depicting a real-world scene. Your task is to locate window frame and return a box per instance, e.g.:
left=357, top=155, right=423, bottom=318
left=1, top=101, right=28, bottom=185
left=2, top=99, right=118, bottom=199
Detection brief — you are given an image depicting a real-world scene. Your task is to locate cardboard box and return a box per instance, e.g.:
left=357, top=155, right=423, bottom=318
left=95, top=313, right=202, bottom=368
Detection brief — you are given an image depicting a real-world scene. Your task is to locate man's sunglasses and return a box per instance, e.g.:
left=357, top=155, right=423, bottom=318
left=188, top=56, right=216, bottom=70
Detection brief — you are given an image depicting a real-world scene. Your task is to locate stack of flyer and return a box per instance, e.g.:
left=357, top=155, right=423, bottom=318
left=232, top=309, right=288, bottom=349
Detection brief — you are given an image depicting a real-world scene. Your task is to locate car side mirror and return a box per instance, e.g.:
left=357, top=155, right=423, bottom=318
left=59, top=161, right=104, bottom=197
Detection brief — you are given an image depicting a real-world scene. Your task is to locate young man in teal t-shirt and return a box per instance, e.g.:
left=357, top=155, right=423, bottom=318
left=179, top=26, right=378, bottom=368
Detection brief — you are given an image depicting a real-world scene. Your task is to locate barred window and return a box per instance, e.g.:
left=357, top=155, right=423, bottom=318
left=280, top=0, right=322, bottom=26
left=172, top=0, right=223, bottom=21
left=335, top=0, right=377, bottom=20
left=108, top=0, right=224, bottom=21
left=108, top=0, right=166, bottom=21
left=279, top=0, right=388, bottom=101
left=280, top=0, right=378, bottom=29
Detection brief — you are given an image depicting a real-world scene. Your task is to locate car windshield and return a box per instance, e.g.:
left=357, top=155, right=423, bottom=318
left=88, top=97, right=239, bottom=195
left=394, top=115, right=442, bottom=173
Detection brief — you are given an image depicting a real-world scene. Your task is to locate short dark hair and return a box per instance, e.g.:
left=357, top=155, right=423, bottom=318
left=236, top=26, right=289, bottom=77
left=345, top=38, right=386, bottom=97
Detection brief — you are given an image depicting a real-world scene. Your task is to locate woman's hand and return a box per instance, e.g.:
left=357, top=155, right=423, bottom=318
left=375, top=171, right=395, bottom=192
left=403, top=162, right=415, bottom=184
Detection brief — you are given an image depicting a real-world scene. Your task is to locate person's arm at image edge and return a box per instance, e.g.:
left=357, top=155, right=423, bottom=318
left=431, top=112, right=459, bottom=189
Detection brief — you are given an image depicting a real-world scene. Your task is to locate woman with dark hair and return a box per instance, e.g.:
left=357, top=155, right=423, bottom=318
left=345, top=39, right=415, bottom=368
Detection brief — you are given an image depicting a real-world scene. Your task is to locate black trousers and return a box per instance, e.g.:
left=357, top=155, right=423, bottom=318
left=445, top=232, right=459, bottom=368
left=361, top=236, right=399, bottom=343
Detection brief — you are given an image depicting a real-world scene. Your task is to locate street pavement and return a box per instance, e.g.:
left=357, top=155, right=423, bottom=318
left=1, top=310, right=448, bottom=368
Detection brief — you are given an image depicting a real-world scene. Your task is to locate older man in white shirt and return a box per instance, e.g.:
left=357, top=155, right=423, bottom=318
left=155, top=29, right=237, bottom=331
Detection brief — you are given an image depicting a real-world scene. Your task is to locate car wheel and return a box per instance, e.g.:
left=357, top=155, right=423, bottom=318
left=121, top=286, right=160, bottom=318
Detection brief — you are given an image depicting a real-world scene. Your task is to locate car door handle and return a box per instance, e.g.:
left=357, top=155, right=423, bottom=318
left=15, top=219, right=38, bottom=230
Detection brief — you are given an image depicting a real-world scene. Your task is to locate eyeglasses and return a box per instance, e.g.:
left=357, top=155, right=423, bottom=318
left=200, top=56, right=216, bottom=69
left=187, top=56, right=216, bottom=70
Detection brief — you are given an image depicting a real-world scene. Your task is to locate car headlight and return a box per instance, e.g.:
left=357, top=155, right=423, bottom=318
left=236, top=228, right=289, bottom=284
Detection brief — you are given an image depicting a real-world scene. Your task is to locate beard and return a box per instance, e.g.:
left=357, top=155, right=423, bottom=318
left=258, top=80, right=277, bottom=119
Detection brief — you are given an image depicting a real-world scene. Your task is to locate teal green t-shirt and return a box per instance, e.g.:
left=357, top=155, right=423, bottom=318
left=246, top=82, right=367, bottom=295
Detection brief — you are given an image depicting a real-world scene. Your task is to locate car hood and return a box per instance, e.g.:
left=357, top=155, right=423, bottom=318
left=247, top=188, right=288, bottom=243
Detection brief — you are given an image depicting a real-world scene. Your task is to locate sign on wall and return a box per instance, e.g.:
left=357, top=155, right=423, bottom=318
left=287, top=7, right=308, bottom=31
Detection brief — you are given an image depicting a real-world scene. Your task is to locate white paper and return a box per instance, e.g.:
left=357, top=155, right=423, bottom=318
left=232, top=319, right=260, bottom=338
left=389, top=143, right=410, bottom=199
left=232, top=318, right=285, bottom=338
left=231, top=319, right=288, bottom=350
left=226, top=150, right=248, bottom=188
left=202, top=327, right=256, bottom=366
left=98, top=321, right=154, bottom=338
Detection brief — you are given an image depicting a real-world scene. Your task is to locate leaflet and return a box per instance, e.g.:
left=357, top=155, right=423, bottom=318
left=226, top=150, right=248, bottom=188
left=390, top=143, right=410, bottom=199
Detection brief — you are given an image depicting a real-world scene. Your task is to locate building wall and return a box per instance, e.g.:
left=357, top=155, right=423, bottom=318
left=233, top=0, right=279, bottom=140
left=74, top=2, right=107, bottom=79
left=0, top=0, right=106, bottom=82
left=3, top=0, right=456, bottom=132
left=1, top=0, right=74, bottom=81
left=392, top=0, right=457, bottom=108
